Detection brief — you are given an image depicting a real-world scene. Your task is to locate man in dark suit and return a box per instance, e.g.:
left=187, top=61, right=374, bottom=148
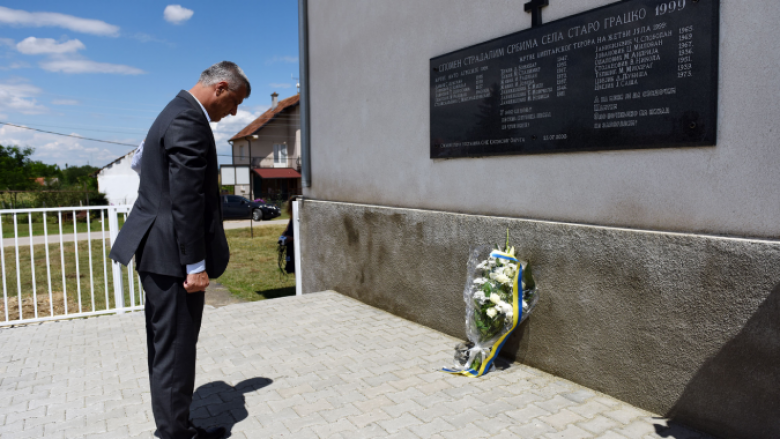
left=110, top=61, right=250, bottom=439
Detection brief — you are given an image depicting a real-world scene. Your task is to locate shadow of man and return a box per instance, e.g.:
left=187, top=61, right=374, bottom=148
left=190, top=377, right=273, bottom=437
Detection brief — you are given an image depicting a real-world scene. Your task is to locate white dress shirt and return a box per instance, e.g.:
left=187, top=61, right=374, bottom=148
left=131, top=140, right=144, bottom=175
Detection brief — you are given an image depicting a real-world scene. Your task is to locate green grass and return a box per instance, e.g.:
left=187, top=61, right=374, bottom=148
left=1, top=216, right=125, bottom=239
left=0, top=193, right=36, bottom=208
left=215, top=225, right=295, bottom=301
left=0, top=223, right=293, bottom=322
left=0, top=237, right=142, bottom=322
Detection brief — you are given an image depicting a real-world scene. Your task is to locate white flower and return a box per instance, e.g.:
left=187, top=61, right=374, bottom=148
left=488, top=258, right=497, bottom=267
left=494, top=273, right=511, bottom=284
left=486, top=307, right=498, bottom=318
left=473, top=277, right=487, bottom=286
left=476, top=261, right=488, bottom=270
left=501, top=302, right=513, bottom=314
left=522, top=300, right=529, bottom=311
left=505, top=310, right=514, bottom=320
left=502, top=265, right=515, bottom=278
left=489, top=293, right=501, bottom=304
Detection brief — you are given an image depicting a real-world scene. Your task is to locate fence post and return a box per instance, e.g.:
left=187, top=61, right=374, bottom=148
left=108, top=206, right=125, bottom=314
left=293, top=200, right=302, bottom=296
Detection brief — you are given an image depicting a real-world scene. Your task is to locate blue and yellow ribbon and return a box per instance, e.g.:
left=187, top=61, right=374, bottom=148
left=444, top=262, right=523, bottom=377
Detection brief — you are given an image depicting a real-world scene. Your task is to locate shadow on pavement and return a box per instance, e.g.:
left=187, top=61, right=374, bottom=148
left=191, top=377, right=273, bottom=437
left=653, top=419, right=713, bottom=439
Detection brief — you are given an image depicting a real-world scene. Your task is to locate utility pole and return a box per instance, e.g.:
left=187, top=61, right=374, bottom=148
left=249, top=134, right=259, bottom=239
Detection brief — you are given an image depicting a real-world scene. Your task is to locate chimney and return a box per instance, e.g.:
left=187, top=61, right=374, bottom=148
left=271, top=92, right=279, bottom=110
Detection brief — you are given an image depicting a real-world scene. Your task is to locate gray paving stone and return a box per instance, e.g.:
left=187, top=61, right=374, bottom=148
left=472, top=413, right=520, bottom=435
left=564, top=390, right=597, bottom=403
left=594, top=432, right=631, bottom=439
left=613, top=420, right=663, bottom=439
left=570, top=400, right=613, bottom=419
left=350, top=408, right=393, bottom=428
left=603, top=406, right=650, bottom=425
left=380, top=399, right=423, bottom=418
left=319, top=403, right=362, bottom=423
left=377, top=412, right=424, bottom=433
left=440, top=423, right=490, bottom=438
left=543, top=424, right=595, bottom=439
left=578, top=415, right=623, bottom=434
left=510, top=419, right=559, bottom=438
left=0, top=292, right=713, bottom=439
left=408, top=417, right=457, bottom=437
left=540, top=408, right=588, bottom=430
left=506, top=402, right=553, bottom=422
left=440, top=408, right=487, bottom=429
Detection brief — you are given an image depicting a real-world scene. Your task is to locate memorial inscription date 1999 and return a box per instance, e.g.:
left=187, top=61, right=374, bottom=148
left=430, top=0, right=719, bottom=158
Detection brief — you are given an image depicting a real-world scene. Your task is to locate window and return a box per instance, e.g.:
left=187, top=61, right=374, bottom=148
left=238, top=145, right=245, bottom=161
left=273, top=144, right=288, bottom=167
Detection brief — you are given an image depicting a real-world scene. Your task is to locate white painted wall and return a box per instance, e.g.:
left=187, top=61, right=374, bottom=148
left=304, top=0, right=780, bottom=239
left=96, top=152, right=140, bottom=206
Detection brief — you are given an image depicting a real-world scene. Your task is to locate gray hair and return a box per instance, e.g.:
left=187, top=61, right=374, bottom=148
left=199, top=61, right=251, bottom=98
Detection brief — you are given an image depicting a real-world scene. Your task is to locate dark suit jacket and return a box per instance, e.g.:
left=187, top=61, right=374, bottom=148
left=110, top=91, right=229, bottom=278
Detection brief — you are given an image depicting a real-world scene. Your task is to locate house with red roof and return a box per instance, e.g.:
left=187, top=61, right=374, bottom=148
left=229, top=92, right=301, bottom=202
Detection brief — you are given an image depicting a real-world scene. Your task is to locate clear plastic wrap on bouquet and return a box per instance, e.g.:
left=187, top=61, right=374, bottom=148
left=443, top=242, right=539, bottom=377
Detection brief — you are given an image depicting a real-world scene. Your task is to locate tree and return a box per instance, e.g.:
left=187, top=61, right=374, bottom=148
left=0, top=145, right=37, bottom=190
left=60, top=164, right=99, bottom=190
left=0, top=144, right=107, bottom=208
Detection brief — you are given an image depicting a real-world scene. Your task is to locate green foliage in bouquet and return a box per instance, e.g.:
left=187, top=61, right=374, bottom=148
left=445, top=230, right=540, bottom=377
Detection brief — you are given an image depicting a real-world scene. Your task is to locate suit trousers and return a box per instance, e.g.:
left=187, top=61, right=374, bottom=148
left=141, top=272, right=204, bottom=439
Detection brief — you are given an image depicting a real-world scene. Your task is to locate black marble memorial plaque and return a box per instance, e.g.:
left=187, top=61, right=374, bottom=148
left=430, top=0, right=719, bottom=158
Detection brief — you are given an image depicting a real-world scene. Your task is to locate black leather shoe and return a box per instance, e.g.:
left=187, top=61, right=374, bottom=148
left=194, top=426, right=226, bottom=439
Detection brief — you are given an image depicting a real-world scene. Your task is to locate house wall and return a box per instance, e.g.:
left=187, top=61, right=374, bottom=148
left=299, top=1, right=780, bottom=438
left=97, top=153, right=140, bottom=206
left=231, top=104, right=301, bottom=198
left=231, top=105, right=301, bottom=167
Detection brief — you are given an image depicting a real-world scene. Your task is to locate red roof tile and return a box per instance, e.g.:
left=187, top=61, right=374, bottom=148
left=229, top=94, right=300, bottom=142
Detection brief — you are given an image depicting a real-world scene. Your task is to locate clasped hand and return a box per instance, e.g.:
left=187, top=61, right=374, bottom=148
left=183, top=271, right=209, bottom=293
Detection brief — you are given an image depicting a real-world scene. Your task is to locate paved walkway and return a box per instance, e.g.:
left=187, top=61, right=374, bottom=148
left=0, top=292, right=712, bottom=439
left=1, top=219, right=286, bottom=248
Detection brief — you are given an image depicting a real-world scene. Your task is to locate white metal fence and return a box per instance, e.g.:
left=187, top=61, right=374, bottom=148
left=0, top=205, right=142, bottom=327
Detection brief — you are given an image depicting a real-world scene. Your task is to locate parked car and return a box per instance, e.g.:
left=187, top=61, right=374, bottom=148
left=221, top=195, right=281, bottom=221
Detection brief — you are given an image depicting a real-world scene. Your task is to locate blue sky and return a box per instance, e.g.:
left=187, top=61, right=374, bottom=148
left=0, top=1, right=300, bottom=167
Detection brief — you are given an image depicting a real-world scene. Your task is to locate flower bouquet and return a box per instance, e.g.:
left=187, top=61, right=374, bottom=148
left=443, top=233, right=538, bottom=377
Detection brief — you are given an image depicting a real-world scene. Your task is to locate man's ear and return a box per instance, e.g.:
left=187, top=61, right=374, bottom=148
left=215, top=81, right=230, bottom=95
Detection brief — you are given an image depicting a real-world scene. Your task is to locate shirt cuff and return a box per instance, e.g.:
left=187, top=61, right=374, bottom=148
left=186, top=260, right=206, bottom=274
